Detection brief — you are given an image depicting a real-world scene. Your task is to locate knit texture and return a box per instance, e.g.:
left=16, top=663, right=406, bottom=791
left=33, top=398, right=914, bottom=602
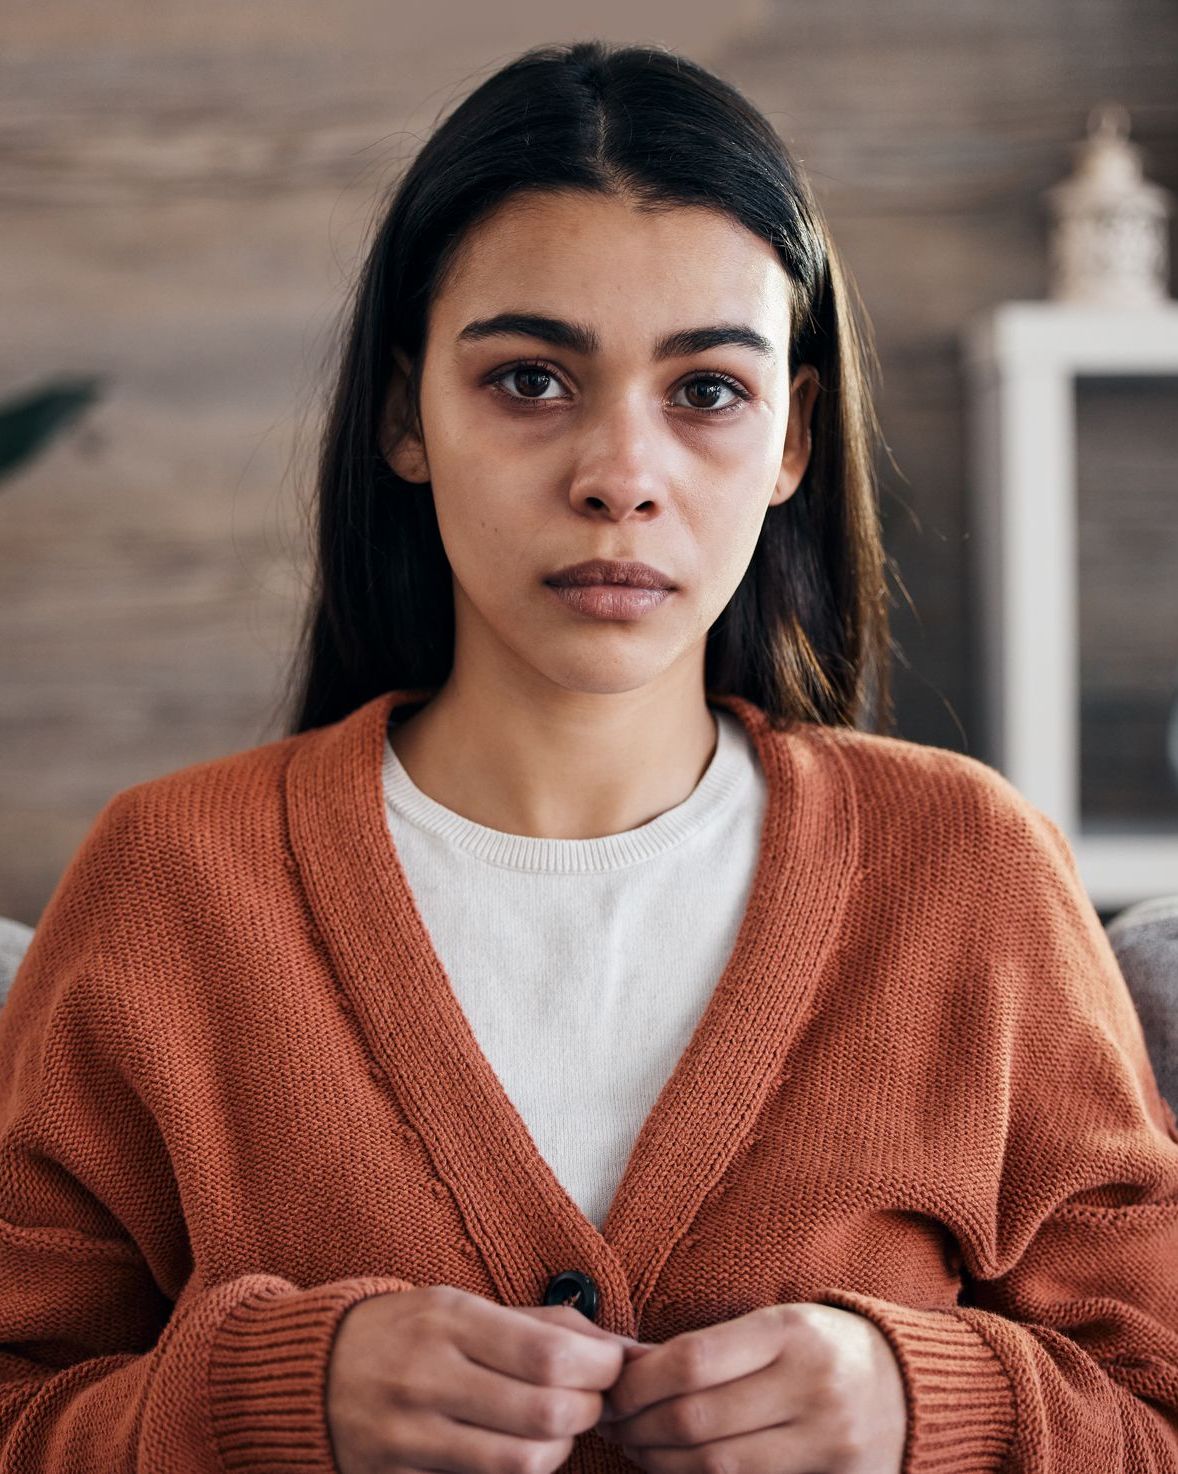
left=1, top=687, right=1176, bottom=1473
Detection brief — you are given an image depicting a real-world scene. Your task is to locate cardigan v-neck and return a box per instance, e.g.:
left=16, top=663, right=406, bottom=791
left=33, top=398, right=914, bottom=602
left=377, top=702, right=770, bottom=1232
left=285, top=687, right=860, bottom=1314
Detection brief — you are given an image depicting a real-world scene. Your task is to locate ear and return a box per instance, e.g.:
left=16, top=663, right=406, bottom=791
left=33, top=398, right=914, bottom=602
left=768, top=364, right=820, bottom=508
left=379, top=345, right=431, bottom=484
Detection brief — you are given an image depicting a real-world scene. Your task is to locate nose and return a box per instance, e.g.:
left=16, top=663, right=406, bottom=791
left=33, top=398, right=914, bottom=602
left=565, top=393, right=667, bottom=519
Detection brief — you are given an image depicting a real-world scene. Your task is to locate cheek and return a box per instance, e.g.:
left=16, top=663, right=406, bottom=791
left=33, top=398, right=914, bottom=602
left=432, top=486, right=503, bottom=570
left=678, top=397, right=779, bottom=462
left=688, top=487, right=779, bottom=604
left=429, top=473, right=547, bottom=608
left=689, top=466, right=778, bottom=543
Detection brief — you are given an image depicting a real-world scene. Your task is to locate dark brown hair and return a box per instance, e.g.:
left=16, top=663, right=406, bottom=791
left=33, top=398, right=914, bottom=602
left=276, top=38, right=897, bottom=737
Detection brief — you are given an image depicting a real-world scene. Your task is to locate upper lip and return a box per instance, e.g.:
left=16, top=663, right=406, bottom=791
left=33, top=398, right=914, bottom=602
left=545, top=559, right=676, bottom=590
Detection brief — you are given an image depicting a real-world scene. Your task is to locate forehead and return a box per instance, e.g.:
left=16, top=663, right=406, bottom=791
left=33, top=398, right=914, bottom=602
left=431, top=190, right=791, bottom=340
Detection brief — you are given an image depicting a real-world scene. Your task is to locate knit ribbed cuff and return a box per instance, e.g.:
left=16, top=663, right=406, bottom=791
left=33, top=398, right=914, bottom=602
left=207, top=1275, right=416, bottom=1473
left=812, top=1288, right=1017, bottom=1474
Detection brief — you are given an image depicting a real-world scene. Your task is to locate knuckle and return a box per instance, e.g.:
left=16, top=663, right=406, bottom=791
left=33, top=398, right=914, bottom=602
left=493, top=1444, right=531, bottom=1474
left=774, top=1299, right=809, bottom=1325
left=667, top=1394, right=708, bottom=1443
left=528, top=1337, right=573, bottom=1387
left=817, top=1347, right=854, bottom=1408
left=418, top=1305, right=453, bottom=1347
left=530, top=1388, right=577, bottom=1439
left=498, top=1438, right=563, bottom=1474
left=777, top=1301, right=825, bottom=1351
left=675, top=1336, right=711, bottom=1386
left=417, top=1286, right=460, bottom=1330
left=382, top=1362, right=419, bottom=1411
left=699, top=1443, right=733, bottom=1474
left=827, top=1425, right=865, bottom=1468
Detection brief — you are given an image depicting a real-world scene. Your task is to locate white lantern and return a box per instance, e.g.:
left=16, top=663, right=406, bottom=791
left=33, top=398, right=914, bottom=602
left=1044, top=102, right=1172, bottom=306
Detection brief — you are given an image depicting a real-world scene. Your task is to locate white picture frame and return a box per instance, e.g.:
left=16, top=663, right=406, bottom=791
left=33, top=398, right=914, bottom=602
left=961, top=300, right=1178, bottom=911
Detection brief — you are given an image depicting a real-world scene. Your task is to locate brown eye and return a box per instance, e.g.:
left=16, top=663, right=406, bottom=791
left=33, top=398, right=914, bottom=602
left=489, top=362, right=568, bottom=403
left=513, top=368, right=554, bottom=398
left=674, top=375, right=749, bottom=414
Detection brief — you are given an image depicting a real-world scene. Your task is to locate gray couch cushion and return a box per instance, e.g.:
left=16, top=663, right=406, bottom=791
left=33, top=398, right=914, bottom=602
left=1105, top=896, right=1178, bottom=1118
left=0, top=916, right=34, bottom=1010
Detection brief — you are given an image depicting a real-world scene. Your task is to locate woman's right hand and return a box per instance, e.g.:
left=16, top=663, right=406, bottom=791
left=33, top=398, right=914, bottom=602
left=326, top=1283, right=639, bottom=1474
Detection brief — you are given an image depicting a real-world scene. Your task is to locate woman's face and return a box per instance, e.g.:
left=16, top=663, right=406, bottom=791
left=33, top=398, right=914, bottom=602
left=381, top=189, right=819, bottom=698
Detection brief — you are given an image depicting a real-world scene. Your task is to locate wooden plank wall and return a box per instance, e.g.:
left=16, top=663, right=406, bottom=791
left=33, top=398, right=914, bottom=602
left=1, top=0, right=1175, bottom=924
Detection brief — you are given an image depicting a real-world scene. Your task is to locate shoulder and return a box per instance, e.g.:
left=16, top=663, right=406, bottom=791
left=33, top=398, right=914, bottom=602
left=49, top=725, right=311, bottom=930
left=791, top=727, right=1122, bottom=1058
left=794, top=720, right=1019, bottom=811
left=109, top=724, right=304, bottom=823
left=9, top=725, right=314, bottom=1036
left=793, top=721, right=1074, bottom=883
left=95, top=724, right=303, bottom=836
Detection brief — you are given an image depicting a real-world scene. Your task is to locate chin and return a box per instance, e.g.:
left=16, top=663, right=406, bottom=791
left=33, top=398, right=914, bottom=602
left=530, top=652, right=680, bottom=698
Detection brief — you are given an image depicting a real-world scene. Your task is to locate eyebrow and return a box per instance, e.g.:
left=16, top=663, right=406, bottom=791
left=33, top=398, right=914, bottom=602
left=455, top=311, right=776, bottom=363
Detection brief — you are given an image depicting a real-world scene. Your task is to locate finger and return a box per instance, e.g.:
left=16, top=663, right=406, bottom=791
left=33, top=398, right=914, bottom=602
left=595, top=1343, right=659, bottom=1427
left=613, top=1418, right=824, bottom=1474
left=456, top=1296, right=627, bottom=1393
left=600, top=1360, right=799, bottom=1450
left=430, top=1344, right=605, bottom=1441
left=604, top=1306, right=786, bottom=1422
left=403, top=1409, right=578, bottom=1474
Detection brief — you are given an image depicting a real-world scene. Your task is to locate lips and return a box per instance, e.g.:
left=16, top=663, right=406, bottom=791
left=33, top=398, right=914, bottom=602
left=545, top=581, right=672, bottom=621
left=545, top=559, right=675, bottom=590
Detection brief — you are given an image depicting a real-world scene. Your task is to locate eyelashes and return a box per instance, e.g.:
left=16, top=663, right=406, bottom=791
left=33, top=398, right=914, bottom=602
left=486, top=358, right=752, bottom=416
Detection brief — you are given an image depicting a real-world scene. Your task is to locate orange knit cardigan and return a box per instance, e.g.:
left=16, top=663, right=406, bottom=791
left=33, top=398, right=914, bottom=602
left=1, top=688, right=1176, bottom=1473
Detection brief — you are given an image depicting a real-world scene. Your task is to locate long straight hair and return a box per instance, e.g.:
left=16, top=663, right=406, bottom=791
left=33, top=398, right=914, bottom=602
left=277, top=39, right=897, bottom=738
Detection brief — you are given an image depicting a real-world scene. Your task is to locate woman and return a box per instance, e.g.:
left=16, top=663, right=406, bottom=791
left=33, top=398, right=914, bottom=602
left=2, top=38, right=1176, bottom=1474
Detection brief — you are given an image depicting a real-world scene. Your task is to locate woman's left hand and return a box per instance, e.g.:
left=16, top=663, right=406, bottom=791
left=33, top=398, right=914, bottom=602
left=594, top=1302, right=907, bottom=1474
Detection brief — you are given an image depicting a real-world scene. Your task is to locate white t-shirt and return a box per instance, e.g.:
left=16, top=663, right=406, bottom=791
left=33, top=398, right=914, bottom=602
left=381, top=705, right=768, bottom=1231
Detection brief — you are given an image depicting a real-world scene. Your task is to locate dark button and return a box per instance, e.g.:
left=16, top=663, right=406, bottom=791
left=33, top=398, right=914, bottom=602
left=543, top=1269, right=599, bottom=1321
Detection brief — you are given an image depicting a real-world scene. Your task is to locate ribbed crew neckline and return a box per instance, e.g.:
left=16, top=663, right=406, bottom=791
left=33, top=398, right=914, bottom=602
left=381, top=705, right=752, bottom=873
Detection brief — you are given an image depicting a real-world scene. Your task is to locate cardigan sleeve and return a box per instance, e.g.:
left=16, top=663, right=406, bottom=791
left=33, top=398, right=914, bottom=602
left=815, top=790, right=1178, bottom=1473
left=0, top=1253, right=416, bottom=1473
left=0, top=792, right=418, bottom=1472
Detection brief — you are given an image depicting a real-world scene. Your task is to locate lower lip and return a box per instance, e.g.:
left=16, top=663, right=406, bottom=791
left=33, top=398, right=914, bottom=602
left=544, top=582, right=673, bottom=620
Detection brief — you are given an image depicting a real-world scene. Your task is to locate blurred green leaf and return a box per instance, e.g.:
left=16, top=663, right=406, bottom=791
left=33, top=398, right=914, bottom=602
left=0, top=377, right=104, bottom=482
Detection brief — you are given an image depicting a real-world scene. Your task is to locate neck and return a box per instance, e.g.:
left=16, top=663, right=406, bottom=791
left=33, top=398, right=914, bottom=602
left=387, top=662, right=719, bottom=841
